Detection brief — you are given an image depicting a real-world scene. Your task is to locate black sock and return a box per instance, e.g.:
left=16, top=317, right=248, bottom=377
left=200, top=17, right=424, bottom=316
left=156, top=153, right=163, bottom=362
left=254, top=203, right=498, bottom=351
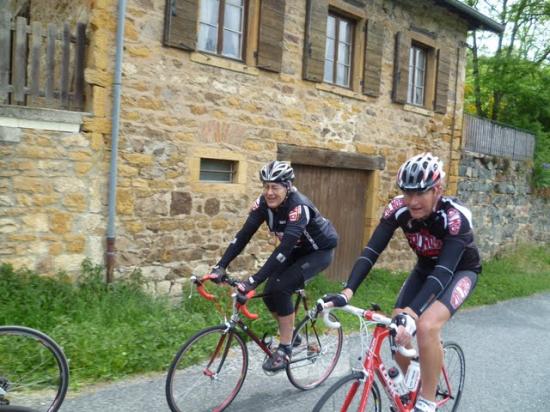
left=278, top=343, right=292, bottom=356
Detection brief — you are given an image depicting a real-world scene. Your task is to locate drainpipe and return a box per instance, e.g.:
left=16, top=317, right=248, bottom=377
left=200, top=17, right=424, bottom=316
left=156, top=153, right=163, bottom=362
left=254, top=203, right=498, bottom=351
left=106, top=0, right=127, bottom=283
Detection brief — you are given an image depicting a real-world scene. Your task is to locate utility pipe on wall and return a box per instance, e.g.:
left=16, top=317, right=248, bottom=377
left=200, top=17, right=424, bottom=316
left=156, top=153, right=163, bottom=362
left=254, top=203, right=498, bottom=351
left=106, top=0, right=127, bottom=282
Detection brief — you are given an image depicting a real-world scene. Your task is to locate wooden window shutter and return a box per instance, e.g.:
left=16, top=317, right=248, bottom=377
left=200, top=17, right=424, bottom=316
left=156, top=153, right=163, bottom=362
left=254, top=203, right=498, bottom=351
left=303, top=0, right=328, bottom=82
left=434, top=48, right=451, bottom=114
left=363, top=20, right=385, bottom=97
left=163, top=0, right=198, bottom=51
left=392, top=31, right=410, bottom=104
left=257, top=0, right=286, bottom=72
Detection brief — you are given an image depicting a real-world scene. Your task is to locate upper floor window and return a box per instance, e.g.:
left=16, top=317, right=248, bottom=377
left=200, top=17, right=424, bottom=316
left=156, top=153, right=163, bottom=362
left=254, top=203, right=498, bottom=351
left=407, top=44, right=427, bottom=106
left=323, top=13, right=354, bottom=88
left=198, top=0, right=245, bottom=60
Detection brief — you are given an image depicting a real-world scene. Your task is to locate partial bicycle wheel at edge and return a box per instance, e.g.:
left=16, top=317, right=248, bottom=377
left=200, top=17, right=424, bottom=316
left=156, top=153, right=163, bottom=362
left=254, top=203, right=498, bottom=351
left=436, top=341, right=465, bottom=412
left=0, top=326, right=69, bottom=412
left=312, top=371, right=382, bottom=412
left=287, top=312, right=343, bottom=390
left=165, top=325, right=248, bottom=412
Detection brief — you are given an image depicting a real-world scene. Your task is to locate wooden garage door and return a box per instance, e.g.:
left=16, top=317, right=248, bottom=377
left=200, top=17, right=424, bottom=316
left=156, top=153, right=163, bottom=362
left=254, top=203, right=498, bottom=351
left=293, top=164, right=369, bottom=282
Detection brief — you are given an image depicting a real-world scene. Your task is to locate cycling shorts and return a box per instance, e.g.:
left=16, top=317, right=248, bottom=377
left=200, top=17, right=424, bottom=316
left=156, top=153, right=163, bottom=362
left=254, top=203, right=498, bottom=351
left=395, top=265, right=477, bottom=316
left=263, top=248, right=334, bottom=316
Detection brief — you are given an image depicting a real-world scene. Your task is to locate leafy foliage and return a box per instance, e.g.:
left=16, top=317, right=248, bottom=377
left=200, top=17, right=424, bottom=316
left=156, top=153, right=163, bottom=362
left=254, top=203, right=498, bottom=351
left=463, top=0, right=550, bottom=187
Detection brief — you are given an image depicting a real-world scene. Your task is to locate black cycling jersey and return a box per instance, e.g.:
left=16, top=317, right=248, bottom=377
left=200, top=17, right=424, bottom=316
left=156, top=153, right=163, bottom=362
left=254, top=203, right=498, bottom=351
left=217, top=188, right=338, bottom=284
left=345, top=195, right=481, bottom=315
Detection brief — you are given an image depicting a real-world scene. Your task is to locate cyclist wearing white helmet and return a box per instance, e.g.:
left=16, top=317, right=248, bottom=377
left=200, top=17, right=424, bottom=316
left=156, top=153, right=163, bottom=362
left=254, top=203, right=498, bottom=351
left=323, top=152, right=480, bottom=412
left=209, top=160, right=338, bottom=372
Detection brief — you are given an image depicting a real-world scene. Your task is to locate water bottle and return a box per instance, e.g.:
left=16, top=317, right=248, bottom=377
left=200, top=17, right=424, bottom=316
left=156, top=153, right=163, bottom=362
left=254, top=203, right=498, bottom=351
left=404, top=359, right=421, bottom=391
left=388, top=366, right=408, bottom=396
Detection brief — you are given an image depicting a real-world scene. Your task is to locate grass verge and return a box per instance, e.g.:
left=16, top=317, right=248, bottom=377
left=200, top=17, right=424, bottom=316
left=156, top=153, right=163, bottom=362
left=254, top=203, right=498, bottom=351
left=0, top=244, right=548, bottom=388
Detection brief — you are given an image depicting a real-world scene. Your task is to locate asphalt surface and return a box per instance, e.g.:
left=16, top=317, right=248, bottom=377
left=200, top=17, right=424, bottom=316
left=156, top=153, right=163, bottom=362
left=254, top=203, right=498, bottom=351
left=60, top=292, right=550, bottom=412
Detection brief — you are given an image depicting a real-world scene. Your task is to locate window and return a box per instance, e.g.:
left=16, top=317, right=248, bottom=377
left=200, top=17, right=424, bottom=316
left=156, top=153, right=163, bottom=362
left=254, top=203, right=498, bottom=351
left=197, top=0, right=246, bottom=60
left=199, top=158, right=237, bottom=182
left=164, top=1, right=286, bottom=73
left=407, top=45, right=427, bottom=106
left=323, top=13, right=354, bottom=87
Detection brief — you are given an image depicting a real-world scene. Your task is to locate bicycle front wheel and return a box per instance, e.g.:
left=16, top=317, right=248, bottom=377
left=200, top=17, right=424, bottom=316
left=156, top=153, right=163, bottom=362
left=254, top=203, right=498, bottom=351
left=313, top=371, right=382, bottom=412
left=165, top=325, right=248, bottom=412
left=286, top=312, right=343, bottom=390
left=0, top=326, right=69, bottom=412
left=436, top=341, right=465, bottom=411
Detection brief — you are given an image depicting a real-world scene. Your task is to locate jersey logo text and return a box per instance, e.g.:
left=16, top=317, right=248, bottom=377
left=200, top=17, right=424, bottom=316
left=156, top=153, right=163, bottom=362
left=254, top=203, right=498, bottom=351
left=447, top=208, right=462, bottom=235
left=384, top=197, right=406, bottom=219
left=289, top=206, right=302, bottom=222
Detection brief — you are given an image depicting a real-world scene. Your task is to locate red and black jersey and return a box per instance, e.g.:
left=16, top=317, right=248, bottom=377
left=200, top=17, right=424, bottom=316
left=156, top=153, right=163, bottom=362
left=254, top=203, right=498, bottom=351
left=345, top=195, right=481, bottom=314
left=217, top=189, right=338, bottom=284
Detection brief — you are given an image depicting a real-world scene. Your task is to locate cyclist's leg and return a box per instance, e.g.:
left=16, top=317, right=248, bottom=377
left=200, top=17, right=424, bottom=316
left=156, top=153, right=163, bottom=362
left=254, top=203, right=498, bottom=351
left=264, top=249, right=334, bottom=345
left=393, top=266, right=428, bottom=372
left=416, top=270, right=477, bottom=402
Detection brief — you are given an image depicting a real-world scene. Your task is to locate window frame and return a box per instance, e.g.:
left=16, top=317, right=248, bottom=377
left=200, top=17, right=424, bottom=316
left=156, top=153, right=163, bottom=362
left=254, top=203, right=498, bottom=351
left=323, top=12, right=356, bottom=89
left=199, top=158, right=237, bottom=183
left=407, top=43, right=428, bottom=106
left=405, top=31, right=437, bottom=110
left=197, top=0, right=249, bottom=62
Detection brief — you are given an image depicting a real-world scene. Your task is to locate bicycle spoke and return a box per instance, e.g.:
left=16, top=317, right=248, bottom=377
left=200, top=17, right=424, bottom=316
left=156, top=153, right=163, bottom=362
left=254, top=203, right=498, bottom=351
left=0, top=327, right=68, bottom=412
left=287, top=313, right=343, bottom=390
left=166, top=326, right=248, bottom=412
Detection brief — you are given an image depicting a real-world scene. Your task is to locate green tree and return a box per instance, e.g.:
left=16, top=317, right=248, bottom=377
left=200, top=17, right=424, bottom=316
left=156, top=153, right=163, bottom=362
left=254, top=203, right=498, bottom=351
left=464, top=0, right=550, bottom=187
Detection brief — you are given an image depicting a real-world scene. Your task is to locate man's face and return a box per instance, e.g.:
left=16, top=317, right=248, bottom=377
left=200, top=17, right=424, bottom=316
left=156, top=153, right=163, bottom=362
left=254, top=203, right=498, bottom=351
left=263, top=182, right=288, bottom=208
left=402, top=186, right=441, bottom=220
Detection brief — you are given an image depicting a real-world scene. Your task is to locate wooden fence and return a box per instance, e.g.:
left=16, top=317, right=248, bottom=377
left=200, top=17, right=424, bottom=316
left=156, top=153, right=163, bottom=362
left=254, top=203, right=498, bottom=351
left=0, top=11, right=87, bottom=111
left=463, top=114, right=535, bottom=160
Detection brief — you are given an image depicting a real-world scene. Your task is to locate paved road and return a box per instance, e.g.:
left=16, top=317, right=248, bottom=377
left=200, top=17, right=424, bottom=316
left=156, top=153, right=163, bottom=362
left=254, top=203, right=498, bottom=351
left=60, top=293, right=550, bottom=412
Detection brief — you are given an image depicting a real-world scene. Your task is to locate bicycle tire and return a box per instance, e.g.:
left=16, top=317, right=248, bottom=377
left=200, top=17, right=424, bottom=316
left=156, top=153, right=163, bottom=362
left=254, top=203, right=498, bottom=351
left=165, top=325, right=248, bottom=412
left=313, top=371, right=382, bottom=412
left=0, top=326, right=69, bottom=412
left=436, top=341, right=465, bottom=412
left=286, top=312, right=343, bottom=390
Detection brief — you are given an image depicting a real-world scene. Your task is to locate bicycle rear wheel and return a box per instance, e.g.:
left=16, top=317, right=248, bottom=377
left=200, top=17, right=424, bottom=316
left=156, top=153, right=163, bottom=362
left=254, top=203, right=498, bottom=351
left=312, top=371, right=381, bottom=412
left=436, top=341, right=465, bottom=411
left=286, top=312, right=343, bottom=390
left=0, top=326, right=69, bottom=412
left=165, top=325, right=248, bottom=412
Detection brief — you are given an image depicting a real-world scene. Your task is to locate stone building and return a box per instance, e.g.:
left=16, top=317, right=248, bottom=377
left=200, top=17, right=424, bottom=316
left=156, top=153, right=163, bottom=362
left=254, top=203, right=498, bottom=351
left=0, top=0, right=502, bottom=295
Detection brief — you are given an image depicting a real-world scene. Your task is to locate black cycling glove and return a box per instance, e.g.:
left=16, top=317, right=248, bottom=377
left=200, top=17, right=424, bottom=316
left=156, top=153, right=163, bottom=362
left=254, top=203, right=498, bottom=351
left=322, top=293, right=349, bottom=308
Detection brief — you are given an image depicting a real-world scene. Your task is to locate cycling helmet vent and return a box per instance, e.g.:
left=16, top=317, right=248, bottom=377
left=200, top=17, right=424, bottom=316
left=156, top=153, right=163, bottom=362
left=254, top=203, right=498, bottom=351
left=396, top=152, right=445, bottom=191
left=259, top=161, right=295, bottom=183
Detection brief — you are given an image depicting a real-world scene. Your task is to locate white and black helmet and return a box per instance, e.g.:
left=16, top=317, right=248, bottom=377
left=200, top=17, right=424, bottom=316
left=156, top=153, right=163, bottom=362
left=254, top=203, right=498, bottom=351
left=396, top=152, right=445, bottom=191
left=259, top=161, right=295, bottom=183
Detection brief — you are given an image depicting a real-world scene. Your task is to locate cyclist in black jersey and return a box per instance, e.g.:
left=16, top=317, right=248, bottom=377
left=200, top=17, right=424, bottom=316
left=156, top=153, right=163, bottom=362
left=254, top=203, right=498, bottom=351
left=209, top=161, right=338, bottom=372
left=323, top=153, right=480, bottom=412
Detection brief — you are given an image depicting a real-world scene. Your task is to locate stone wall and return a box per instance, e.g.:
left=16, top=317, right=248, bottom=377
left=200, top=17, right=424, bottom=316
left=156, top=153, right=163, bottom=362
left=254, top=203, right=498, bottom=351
left=457, top=151, right=550, bottom=260
left=0, top=109, right=106, bottom=273
left=2, top=0, right=475, bottom=296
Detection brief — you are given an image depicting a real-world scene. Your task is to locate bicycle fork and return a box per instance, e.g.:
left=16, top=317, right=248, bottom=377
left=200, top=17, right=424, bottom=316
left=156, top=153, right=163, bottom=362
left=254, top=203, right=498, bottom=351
left=203, top=330, right=234, bottom=379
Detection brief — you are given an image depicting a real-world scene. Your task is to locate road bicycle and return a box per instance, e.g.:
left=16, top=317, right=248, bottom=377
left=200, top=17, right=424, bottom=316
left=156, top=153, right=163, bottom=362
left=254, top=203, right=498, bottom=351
left=313, top=302, right=465, bottom=412
left=165, top=274, right=344, bottom=412
left=0, top=325, right=69, bottom=412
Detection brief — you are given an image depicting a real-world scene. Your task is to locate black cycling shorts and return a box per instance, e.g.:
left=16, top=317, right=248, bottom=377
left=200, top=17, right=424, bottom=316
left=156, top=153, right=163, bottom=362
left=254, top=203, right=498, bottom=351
left=263, top=248, right=334, bottom=316
left=395, top=265, right=477, bottom=316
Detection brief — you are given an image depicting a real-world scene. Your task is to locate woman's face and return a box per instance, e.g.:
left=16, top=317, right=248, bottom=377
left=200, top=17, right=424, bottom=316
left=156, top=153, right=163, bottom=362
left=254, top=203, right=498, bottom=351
left=402, top=186, right=441, bottom=220
left=263, top=182, right=288, bottom=209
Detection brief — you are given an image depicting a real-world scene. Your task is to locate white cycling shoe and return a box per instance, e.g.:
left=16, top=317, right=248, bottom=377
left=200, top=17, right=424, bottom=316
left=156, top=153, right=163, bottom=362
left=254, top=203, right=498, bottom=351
left=413, top=396, right=437, bottom=412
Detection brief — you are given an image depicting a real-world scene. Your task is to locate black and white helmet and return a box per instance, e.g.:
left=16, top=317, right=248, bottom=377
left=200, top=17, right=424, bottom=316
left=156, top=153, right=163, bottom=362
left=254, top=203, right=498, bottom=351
left=259, top=161, right=295, bottom=183
left=396, top=152, right=445, bottom=192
